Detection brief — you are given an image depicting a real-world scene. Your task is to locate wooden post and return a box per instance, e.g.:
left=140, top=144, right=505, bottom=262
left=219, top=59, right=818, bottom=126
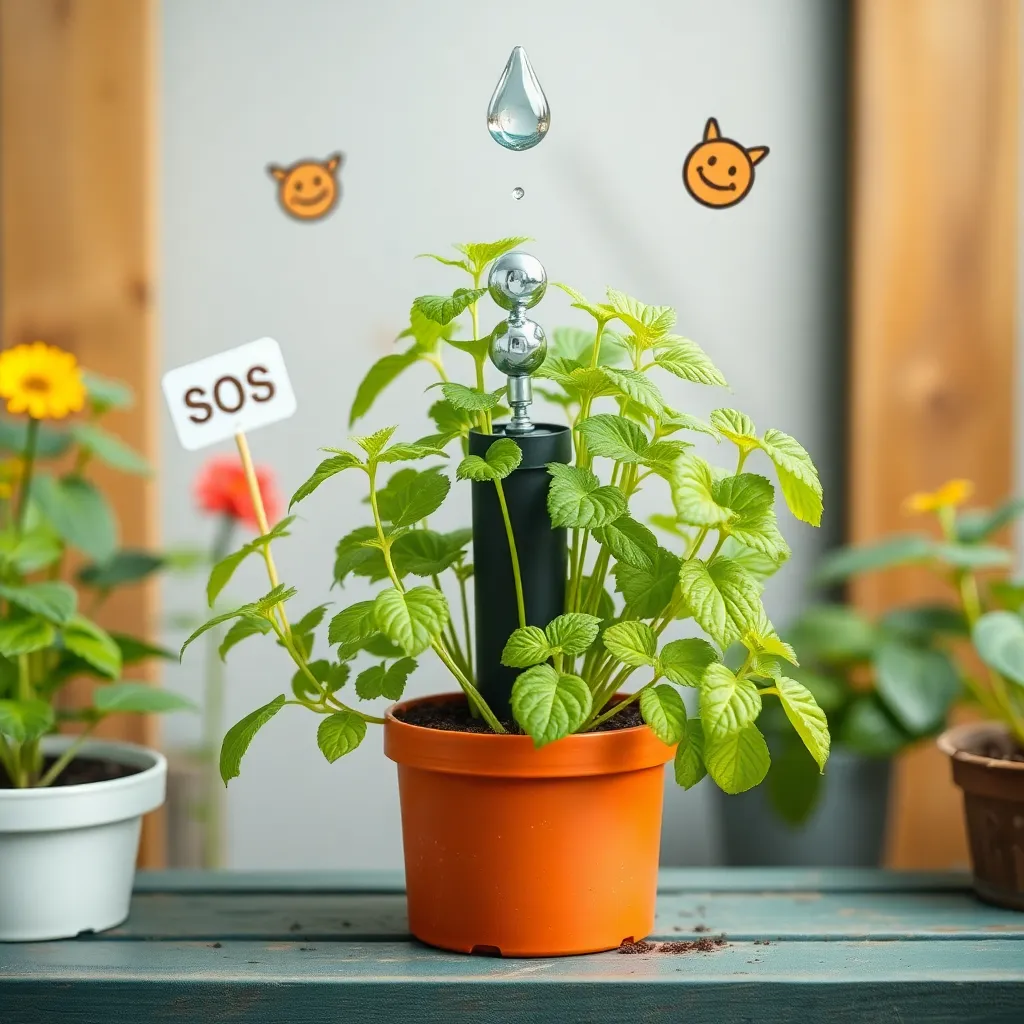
left=849, top=0, right=1018, bottom=867
left=0, top=0, right=162, bottom=865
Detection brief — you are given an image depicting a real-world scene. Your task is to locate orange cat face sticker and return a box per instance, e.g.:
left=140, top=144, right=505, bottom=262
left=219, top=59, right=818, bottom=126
left=683, top=119, right=768, bottom=209
left=268, top=153, right=343, bottom=221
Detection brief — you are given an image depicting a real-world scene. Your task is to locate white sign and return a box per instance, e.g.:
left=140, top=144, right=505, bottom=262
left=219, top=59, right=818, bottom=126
left=161, top=338, right=297, bottom=451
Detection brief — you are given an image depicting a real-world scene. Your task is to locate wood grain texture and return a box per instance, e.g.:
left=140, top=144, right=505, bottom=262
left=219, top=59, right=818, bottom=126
left=1, top=871, right=1022, bottom=1024
left=0, top=0, right=162, bottom=864
left=848, top=0, right=1019, bottom=868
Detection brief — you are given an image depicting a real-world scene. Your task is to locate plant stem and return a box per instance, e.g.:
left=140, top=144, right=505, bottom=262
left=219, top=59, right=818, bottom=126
left=369, top=462, right=503, bottom=731
left=38, top=721, right=99, bottom=788
left=494, top=479, right=526, bottom=629
left=234, top=432, right=291, bottom=637
left=17, top=653, right=32, bottom=703
left=432, top=572, right=467, bottom=672
left=586, top=673, right=659, bottom=730
left=14, top=416, right=39, bottom=535
left=589, top=322, right=606, bottom=370
left=458, top=572, right=474, bottom=679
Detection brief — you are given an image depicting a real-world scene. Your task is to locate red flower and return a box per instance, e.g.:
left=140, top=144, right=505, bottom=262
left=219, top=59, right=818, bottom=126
left=194, top=456, right=281, bottom=531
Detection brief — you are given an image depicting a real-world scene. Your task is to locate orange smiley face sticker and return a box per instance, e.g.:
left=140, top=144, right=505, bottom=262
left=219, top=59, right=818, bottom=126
left=683, top=119, right=768, bottom=209
left=267, top=152, right=343, bottom=221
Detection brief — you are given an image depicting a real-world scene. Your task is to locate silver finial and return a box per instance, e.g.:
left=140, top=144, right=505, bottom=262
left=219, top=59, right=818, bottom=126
left=488, top=251, right=547, bottom=311
left=488, top=251, right=548, bottom=434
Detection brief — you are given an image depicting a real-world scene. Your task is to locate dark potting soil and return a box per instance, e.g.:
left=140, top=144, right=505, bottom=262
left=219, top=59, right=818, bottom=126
left=396, top=696, right=644, bottom=735
left=977, top=736, right=1024, bottom=764
left=0, top=755, right=142, bottom=789
left=618, top=936, right=728, bottom=955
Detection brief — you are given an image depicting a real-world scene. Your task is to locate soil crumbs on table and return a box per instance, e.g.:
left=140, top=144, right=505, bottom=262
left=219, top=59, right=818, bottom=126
left=397, top=697, right=643, bottom=734
left=0, top=756, right=141, bottom=788
left=619, top=936, right=728, bottom=955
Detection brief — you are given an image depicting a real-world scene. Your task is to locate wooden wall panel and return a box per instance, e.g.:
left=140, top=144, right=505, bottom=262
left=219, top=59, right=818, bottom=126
left=0, top=0, right=162, bottom=865
left=849, top=0, right=1018, bottom=867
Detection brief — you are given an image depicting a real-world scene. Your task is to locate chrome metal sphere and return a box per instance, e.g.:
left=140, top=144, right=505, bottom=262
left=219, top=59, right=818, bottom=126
left=488, top=251, right=547, bottom=311
left=490, top=317, right=547, bottom=376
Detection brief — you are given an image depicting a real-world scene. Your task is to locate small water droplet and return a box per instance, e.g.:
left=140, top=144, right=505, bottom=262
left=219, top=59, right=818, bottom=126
left=487, top=46, right=550, bottom=152
left=512, top=186, right=525, bottom=200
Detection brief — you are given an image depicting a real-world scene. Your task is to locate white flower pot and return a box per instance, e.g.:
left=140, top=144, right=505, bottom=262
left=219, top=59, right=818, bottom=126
left=0, top=736, right=166, bottom=942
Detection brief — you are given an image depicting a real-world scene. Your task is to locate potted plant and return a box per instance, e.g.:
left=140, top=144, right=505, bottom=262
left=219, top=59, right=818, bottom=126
left=0, top=342, right=192, bottom=942
left=184, top=238, right=828, bottom=955
left=715, top=596, right=962, bottom=867
left=814, top=479, right=1024, bottom=908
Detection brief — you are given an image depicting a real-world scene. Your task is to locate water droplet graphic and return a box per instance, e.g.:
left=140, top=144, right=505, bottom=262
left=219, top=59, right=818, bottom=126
left=487, top=46, right=550, bottom=152
left=512, top=186, right=525, bottom=200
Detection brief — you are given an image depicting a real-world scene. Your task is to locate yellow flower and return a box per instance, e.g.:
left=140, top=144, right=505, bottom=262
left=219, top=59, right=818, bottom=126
left=904, top=479, right=974, bottom=514
left=0, top=341, right=86, bottom=420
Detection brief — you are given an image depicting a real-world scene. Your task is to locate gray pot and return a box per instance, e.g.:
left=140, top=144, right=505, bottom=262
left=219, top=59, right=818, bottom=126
left=715, top=748, right=892, bottom=867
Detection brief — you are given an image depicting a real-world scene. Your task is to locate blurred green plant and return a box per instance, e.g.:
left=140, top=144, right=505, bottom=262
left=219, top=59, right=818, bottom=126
left=766, top=479, right=1024, bottom=824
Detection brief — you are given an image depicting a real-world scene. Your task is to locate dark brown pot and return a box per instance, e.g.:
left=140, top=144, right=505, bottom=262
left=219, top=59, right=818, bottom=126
left=938, top=722, right=1024, bottom=911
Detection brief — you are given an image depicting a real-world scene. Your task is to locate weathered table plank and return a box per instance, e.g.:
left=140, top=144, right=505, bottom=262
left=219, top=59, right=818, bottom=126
left=97, top=888, right=1024, bottom=943
left=2, top=870, right=1022, bottom=1024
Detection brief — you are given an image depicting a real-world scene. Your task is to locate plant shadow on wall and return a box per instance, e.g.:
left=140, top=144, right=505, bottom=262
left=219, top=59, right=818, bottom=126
left=0, top=342, right=191, bottom=789
left=181, top=237, right=827, bottom=795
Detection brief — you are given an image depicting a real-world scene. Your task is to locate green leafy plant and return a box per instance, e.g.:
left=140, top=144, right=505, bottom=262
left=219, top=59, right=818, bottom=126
left=189, top=239, right=828, bottom=796
left=0, top=343, right=191, bottom=788
left=810, top=480, right=1024, bottom=755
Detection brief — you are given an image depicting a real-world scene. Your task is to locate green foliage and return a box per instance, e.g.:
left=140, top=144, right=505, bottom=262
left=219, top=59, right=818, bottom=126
left=653, top=337, right=727, bottom=387
left=592, top=516, right=658, bottom=571
left=612, top=548, right=680, bottom=618
left=82, top=370, right=134, bottom=414
left=502, top=613, right=604, bottom=668
left=775, top=676, right=830, bottom=771
left=602, top=621, right=657, bottom=667
left=207, top=517, right=295, bottom=606
left=172, top=240, right=827, bottom=800
left=674, top=719, right=707, bottom=789
left=93, top=684, right=195, bottom=715
left=70, top=424, right=150, bottom=475
left=354, top=657, right=417, bottom=701
left=289, top=452, right=363, bottom=508
left=317, top=709, right=367, bottom=762
left=78, top=550, right=166, bottom=590
left=0, top=617, right=56, bottom=658
left=678, top=557, right=764, bottom=648
left=660, top=639, right=719, bottom=687
left=974, top=612, right=1024, bottom=688
left=511, top=664, right=592, bottom=747
left=0, top=582, right=76, bottom=625
left=816, top=534, right=934, bottom=584
left=0, top=699, right=55, bottom=743
left=456, top=438, right=522, bottom=482
left=373, top=586, right=450, bottom=656
left=350, top=350, right=419, bottom=427
left=31, top=475, right=117, bottom=562
left=546, top=463, right=626, bottom=529
left=220, top=695, right=286, bottom=783
left=429, top=382, right=506, bottom=412
left=640, top=684, right=687, bottom=744
left=875, top=641, right=960, bottom=734
left=414, top=288, right=488, bottom=326
left=704, top=722, right=771, bottom=794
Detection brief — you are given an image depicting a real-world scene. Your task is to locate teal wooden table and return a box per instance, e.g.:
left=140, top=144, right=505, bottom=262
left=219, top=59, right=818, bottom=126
left=2, top=869, right=1023, bottom=1023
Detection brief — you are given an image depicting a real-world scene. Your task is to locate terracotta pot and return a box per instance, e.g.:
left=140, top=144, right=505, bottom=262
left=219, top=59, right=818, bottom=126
left=383, top=693, right=674, bottom=957
left=938, top=721, right=1024, bottom=911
